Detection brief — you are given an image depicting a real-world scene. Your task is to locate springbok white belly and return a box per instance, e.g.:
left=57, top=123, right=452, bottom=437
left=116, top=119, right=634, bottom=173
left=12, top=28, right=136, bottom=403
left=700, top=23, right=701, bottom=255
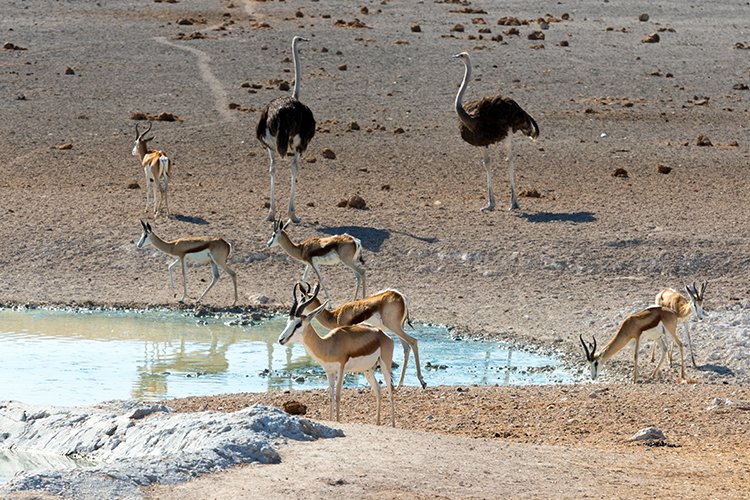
left=184, top=250, right=213, bottom=265
left=321, top=349, right=381, bottom=375
left=629, top=323, right=667, bottom=346
left=313, top=252, right=341, bottom=266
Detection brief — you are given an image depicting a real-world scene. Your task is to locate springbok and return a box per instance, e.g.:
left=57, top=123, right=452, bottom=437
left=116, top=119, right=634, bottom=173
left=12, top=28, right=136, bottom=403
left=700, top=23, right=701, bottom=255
left=279, top=283, right=395, bottom=426
left=266, top=219, right=365, bottom=301
left=132, top=122, right=173, bottom=216
left=137, top=220, right=238, bottom=305
left=652, top=281, right=707, bottom=368
left=296, top=282, right=426, bottom=388
left=580, top=305, right=685, bottom=383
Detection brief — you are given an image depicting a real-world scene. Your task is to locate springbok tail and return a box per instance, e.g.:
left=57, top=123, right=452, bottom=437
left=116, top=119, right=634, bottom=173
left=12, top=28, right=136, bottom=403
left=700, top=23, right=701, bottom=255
left=402, top=293, right=413, bottom=328
left=158, top=155, right=170, bottom=179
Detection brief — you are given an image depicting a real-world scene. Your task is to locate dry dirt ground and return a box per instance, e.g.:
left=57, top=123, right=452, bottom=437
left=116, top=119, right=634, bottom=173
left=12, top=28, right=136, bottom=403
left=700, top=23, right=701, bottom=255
left=1, top=0, right=750, bottom=497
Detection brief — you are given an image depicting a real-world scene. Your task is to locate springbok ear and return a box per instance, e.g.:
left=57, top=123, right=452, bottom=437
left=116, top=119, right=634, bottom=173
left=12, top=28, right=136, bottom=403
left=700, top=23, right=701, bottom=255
left=146, top=222, right=152, bottom=232
left=140, top=220, right=147, bottom=230
left=144, top=135, right=155, bottom=142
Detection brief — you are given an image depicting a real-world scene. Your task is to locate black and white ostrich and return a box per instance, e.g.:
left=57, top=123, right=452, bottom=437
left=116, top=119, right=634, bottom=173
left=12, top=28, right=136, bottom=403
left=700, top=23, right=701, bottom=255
left=453, top=52, right=539, bottom=211
left=256, top=36, right=316, bottom=223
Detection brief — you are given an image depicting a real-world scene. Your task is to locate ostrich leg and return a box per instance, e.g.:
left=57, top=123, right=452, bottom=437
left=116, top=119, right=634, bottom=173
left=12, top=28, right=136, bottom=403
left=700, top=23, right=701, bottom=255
left=266, top=148, right=277, bottom=221
left=504, top=135, right=519, bottom=210
left=481, top=148, right=496, bottom=212
left=288, top=152, right=301, bottom=223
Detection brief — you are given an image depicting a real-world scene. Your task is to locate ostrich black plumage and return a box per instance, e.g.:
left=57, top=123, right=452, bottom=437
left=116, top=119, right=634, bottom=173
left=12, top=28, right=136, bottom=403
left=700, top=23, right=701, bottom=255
left=453, top=52, right=539, bottom=211
left=257, top=36, right=316, bottom=223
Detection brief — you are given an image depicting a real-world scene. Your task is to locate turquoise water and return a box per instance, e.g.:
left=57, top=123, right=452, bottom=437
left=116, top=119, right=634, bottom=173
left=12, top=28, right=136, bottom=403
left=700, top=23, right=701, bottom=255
left=0, top=308, right=574, bottom=407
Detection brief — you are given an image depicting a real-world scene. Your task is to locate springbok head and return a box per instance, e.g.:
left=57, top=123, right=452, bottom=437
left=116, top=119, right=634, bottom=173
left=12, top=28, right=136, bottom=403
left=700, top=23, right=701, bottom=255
left=278, top=283, right=326, bottom=345
left=132, top=122, right=154, bottom=156
left=136, top=220, right=153, bottom=249
left=266, top=218, right=291, bottom=248
left=684, top=281, right=708, bottom=320
left=580, top=334, right=600, bottom=379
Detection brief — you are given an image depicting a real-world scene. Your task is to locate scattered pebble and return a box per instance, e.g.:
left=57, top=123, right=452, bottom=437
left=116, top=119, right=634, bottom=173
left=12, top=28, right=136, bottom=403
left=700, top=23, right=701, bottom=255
left=347, top=121, right=360, bottom=131
left=337, top=194, right=367, bottom=210
left=57, top=143, right=73, bottom=150
left=451, top=24, right=465, bottom=33
left=639, top=13, right=650, bottom=22
left=527, top=31, right=545, bottom=40
left=612, top=167, right=628, bottom=178
left=64, top=67, right=75, bottom=75
left=642, top=33, right=660, bottom=43
left=3, top=42, right=27, bottom=50
left=657, top=165, right=672, bottom=174
left=393, top=127, right=405, bottom=134
left=321, top=148, right=336, bottom=160
left=127, top=182, right=140, bottom=190
left=337, top=64, right=348, bottom=71
left=176, top=18, right=193, bottom=26
left=629, top=426, right=665, bottom=442
left=696, top=135, right=713, bottom=147
left=519, top=188, right=541, bottom=198
left=411, top=24, right=422, bottom=33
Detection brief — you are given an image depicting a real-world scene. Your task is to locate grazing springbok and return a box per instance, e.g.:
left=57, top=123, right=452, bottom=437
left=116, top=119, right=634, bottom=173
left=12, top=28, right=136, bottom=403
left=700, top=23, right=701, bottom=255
left=652, top=281, right=707, bottom=368
left=137, top=220, right=238, bottom=305
left=132, top=122, right=173, bottom=216
left=296, top=282, right=426, bottom=389
left=279, top=283, right=395, bottom=426
left=266, top=219, right=365, bottom=301
left=580, top=305, right=685, bottom=383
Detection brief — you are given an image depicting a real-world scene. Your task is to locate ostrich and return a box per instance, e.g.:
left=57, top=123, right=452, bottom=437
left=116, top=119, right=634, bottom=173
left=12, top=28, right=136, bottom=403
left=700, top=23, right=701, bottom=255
left=256, top=36, right=316, bottom=224
left=453, top=51, right=539, bottom=211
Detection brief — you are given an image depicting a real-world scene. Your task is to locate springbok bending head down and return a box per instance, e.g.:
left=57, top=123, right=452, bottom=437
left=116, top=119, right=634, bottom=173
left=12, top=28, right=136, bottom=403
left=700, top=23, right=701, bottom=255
left=279, top=283, right=396, bottom=426
left=580, top=305, right=684, bottom=383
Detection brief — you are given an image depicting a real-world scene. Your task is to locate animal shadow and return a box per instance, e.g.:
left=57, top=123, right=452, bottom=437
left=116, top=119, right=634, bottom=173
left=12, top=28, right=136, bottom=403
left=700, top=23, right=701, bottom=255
left=696, top=364, right=735, bottom=376
left=518, top=211, right=597, bottom=224
left=319, top=226, right=390, bottom=252
left=171, top=214, right=209, bottom=225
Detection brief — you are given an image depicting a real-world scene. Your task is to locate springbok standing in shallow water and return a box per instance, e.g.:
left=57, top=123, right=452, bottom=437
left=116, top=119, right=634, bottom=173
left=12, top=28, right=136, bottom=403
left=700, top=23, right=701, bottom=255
left=137, top=220, right=238, bottom=305
left=266, top=219, right=365, bottom=302
left=132, top=122, right=173, bottom=216
left=453, top=51, right=539, bottom=211
left=256, top=36, right=316, bottom=223
left=652, top=281, right=707, bottom=368
left=296, top=282, right=426, bottom=389
left=580, top=305, right=685, bottom=383
left=279, top=283, right=396, bottom=426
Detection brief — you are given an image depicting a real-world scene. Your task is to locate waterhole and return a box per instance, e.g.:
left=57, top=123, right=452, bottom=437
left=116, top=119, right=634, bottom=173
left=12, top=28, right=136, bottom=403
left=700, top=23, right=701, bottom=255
left=0, top=308, right=573, bottom=406
left=0, top=307, right=574, bottom=484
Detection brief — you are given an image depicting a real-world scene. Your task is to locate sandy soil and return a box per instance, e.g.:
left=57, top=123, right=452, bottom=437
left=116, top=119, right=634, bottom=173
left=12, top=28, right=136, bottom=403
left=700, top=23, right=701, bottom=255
left=2, top=0, right=750, bottom=497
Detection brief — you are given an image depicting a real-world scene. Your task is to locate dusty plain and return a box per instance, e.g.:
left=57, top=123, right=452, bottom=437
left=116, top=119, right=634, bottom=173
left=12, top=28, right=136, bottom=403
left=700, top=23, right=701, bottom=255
left=1, top=0, right=749, bottom=498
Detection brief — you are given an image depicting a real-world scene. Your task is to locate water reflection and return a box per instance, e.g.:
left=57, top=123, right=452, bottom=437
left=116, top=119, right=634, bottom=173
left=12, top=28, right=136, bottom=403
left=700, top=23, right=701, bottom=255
left=0, top=309, right=573, bottom=406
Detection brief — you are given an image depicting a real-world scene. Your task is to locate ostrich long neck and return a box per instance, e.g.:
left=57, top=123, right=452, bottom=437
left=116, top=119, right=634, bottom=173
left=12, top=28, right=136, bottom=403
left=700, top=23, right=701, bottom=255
left=455, top=58, right=477, bottom=131
left=292, top=40, right=302, bottom=100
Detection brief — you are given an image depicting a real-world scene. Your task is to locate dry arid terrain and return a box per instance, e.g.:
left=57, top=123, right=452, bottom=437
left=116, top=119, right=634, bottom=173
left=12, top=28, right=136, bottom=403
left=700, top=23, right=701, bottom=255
left=2, top=0, right=750, bottom=498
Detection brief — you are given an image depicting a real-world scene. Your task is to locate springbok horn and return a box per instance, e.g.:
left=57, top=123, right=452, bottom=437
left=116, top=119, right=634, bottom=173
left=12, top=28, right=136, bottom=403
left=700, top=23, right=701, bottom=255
left=296, top=283, right=320, bottom=316
left=289, top=283, right=300, bottom=317
left=580, top=334, right=591, bottom=361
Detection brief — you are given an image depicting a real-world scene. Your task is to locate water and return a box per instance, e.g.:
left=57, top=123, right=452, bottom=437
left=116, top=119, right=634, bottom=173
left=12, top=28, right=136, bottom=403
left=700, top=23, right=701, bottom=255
left=0, top=308, right=573, bottom=406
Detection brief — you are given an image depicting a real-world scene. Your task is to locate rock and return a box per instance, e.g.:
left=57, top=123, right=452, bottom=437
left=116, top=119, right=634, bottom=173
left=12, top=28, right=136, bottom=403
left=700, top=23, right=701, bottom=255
left=612, top=167, right=628, bottom=178
left=57, top=143, right=73, bottom=150
left=321, top=148, right=336, bottom=160
left=347, top=121, right=360, bottom=131
left=630, top=426, right=665, bottom=441
left=642, top=33, right=660, bottom=43
left=527, top=31, right=545, bottom=40
left=338, top=194, right=367, bottom=210
left=639, top=13, right=650, bottom=22
left=64, top=66, right=75, bottom=75
left=126, top=181, right=140, bottom=190
left=360, top=6, right=368, bottom=15
left=696, top=135, right=713, bottom=147
left=733, top=83, right=749, bottom=90
left=155, top=112, right=177, bottom=122
left=451, top=24, right=465, bottom=33
left=176, top=18, right=194, bottom=26
left=282, top=401, right=307, bottom=415
left=657, top=165, right=672, bottom=174
left=337, top=64, right=347, bottom=71
left=559, top=40, right=569, bottom=47
left=393, top=127, right=405, bottom=134
left=278, top=81, right=290, bottom=91
left=411, top=24, right=421, bottom=33
left=295, top=9, right=304, bottom=18
left=519, top=188, right=541, bottom=198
